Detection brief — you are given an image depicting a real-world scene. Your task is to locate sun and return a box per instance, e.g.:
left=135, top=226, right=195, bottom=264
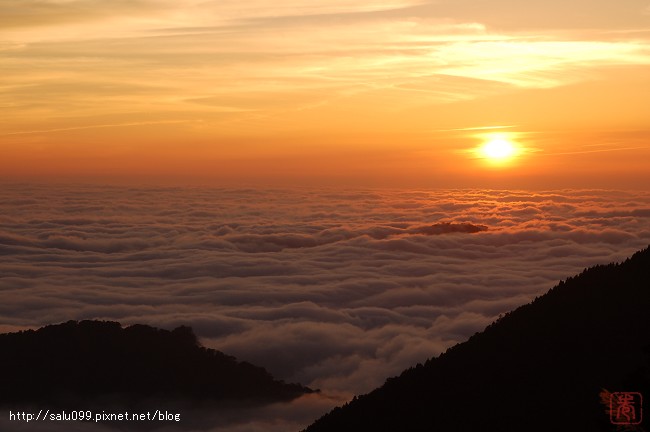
left=473, top=133, right=522, bottom=165
left=481, top=138, right=515, bottom=160
left=467, top=131, right=525, bottom=167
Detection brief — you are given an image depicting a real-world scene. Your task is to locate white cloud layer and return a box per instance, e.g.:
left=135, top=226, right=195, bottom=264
left=1, top=184, right=649, bottom=430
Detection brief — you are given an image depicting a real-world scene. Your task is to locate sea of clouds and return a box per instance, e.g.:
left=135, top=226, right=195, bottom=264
left=1, top=184, right=649, bottom=431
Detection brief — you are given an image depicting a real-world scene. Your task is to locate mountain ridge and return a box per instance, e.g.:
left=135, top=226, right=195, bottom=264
left=304, top=246, right=650, bottom=432
left=0, top=320, right=314, bottom=408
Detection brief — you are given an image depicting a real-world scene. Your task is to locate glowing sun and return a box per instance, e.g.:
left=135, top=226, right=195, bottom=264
left=481, top=138, right=516, bottom=160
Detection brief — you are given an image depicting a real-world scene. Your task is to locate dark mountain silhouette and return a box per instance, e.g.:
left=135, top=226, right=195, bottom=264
left=0, top=320, right=314, bottom=408
left=305, top=246, right=650, bottom=432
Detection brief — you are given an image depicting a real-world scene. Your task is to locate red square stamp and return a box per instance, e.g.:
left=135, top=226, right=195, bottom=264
left=610, top=392, right=643, bottom=425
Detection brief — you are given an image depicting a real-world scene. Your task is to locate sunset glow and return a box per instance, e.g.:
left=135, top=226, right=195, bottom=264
left=2, top=3, right=650, bottom=431
left=0, top=0, right=648, bottom=187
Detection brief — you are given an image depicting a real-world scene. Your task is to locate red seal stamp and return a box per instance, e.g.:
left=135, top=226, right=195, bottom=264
left=610, top=392, right=643, bottom=425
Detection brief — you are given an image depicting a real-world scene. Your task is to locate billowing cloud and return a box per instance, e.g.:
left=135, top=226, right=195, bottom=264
left=1, top=185, right=649, bottom=430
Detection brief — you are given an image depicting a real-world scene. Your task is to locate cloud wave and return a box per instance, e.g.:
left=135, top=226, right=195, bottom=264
left=1, top=184, right=649, bottom=429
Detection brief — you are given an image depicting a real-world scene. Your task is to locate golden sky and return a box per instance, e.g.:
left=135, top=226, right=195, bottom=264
left=1, top=0, right=649, bottom=187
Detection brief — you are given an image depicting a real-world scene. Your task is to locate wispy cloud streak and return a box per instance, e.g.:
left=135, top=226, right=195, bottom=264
left=2, top=0, right=649, bottom=140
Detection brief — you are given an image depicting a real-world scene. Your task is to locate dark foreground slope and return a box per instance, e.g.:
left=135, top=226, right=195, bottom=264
left=0, top=320, right=313, bottom=408
left=305, top=247, right=650, bottom=432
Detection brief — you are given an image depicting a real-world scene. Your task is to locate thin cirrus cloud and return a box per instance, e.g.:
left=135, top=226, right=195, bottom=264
left=2, top=0, right=649, bottom=144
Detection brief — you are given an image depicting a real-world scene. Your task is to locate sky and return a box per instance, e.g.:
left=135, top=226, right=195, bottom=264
left=1, top=3, right=650, bottom=430
left=1, top=0, right=649, bottom=187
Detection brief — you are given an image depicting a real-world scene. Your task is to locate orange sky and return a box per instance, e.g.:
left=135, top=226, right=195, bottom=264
left=1, top=0, right=649, bottom=188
